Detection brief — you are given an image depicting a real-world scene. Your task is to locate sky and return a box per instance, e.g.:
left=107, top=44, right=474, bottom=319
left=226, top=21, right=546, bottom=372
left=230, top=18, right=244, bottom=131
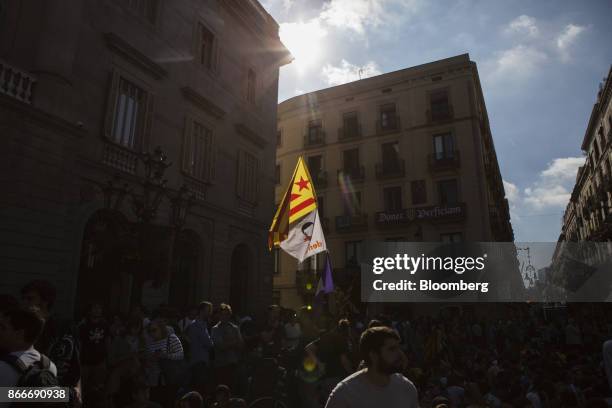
left=260, top=0, right=612, bottom=242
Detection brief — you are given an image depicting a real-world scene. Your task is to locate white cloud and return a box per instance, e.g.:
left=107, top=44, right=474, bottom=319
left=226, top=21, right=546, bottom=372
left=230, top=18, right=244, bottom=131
left=485, top=45, right=548, bottom=84
left=503, top=180, right=520, bottom=206
left=523, top=157, right=584, bottom=210
left=281, top=0, right=294, bottom=12
left=322, top=59, right=382, bottom=86
left=295, top=89, right=304, bottom=95
left=319, top=0, right=421, bottom=34
left=540, top=157, right=585, bottom=181
left=505, top=15, right=540, bottom=38
left=556, top=23, right=586, bottom=62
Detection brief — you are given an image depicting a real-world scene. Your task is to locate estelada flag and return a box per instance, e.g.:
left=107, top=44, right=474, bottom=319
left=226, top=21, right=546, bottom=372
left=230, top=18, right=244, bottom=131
left=268, top=156, right=326, bottom=262
left=279, top=208, right=327, bottom=262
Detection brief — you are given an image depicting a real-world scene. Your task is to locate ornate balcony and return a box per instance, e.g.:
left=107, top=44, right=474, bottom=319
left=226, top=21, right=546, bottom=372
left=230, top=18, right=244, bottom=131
left=102, top=142, right=139, bottom=175
left=337, top=166, right=365, bottom=183
left=338, top=124, right=362, bottom=141
left=428, top=151, right=461, bottom=172
left=376, top=116, right=401, bottom=135
left=375, top=159, right=405, bottom=179
left=0, top=60, right=36, bottom=104
left=426, top=104, right=454, bottom=123
left=303, top=129, right=326, bottom=148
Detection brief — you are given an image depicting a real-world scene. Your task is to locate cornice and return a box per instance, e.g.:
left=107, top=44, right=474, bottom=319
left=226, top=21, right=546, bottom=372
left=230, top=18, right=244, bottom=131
left=104, top=32, right=167, bottom=80
left=236, top=123, right=267, bottom=149
left=181, top=86, right=226, bottom=119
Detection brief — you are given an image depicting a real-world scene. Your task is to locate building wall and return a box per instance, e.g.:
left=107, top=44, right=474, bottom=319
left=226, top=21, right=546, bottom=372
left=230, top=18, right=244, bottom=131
left=0, top=0, right=289, bottom=318
left=274, top=54, right=513, bottom=310
left=560, top=67, right=612, bottom=243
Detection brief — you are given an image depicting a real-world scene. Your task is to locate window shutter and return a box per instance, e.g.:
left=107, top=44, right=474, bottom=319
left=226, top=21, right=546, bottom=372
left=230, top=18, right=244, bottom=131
left=141, top=92, right=154, bottom=152
left=236, top=150, right=244, bottom=198
left=254, top=157, right=259, bottom=202
left=104, top=70, right=121, bottom=140
left=212, top=38, right=221, bottom=73
left=182, top=117, right=193, bottom=174
left=209, top=134, right=216, bottom=183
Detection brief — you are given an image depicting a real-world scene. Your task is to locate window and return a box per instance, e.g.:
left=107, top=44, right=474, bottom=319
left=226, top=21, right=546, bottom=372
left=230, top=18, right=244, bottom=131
left=383, top=186, right=402, bottom=212
left=308, top=155, right=323, bottom=178
left=593, top=135, right=601, bottom=161
left=433, top=133, right=455, bottom=160
left=273, top=249, right=281, bottom=275
left=343, top=191, right=361, bottom=215
left=275, top=164, right=281, bottom=185
left=345, top=241, right=362, bottom=267
left=110, top=76, right=148, bottom=149
left=308, top=120, right=322, bottom=143
left=277, top=130, right=282, bottom=147
left=198, top=23, right=216, bottom=70
left=236, top=150, right=259, bottom=203
left=430, top=90, right=450, bottom=121
left=380, top=103, right=397, bottom=130
left=441, top=232, right=462, bottom=243
left=438, top=179, right=459, bottom=205
left=343, top=111, right=359, bottom=138
left=343, top=148, right=360, bottom=170
left=382, top=142, right=400, bottom=171
left=182, top=119, right=215, bottom=182
left=247, top=68, right=256, bottom=104
left=411, top=180, right=427, bottom=205
left=318, top=196, right=325, bottom=218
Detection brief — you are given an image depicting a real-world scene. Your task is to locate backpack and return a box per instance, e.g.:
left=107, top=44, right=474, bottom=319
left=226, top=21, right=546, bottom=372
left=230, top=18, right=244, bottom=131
left=1, top=353, right=59, bottom=387
left=1, top=353, right=68, bottom=408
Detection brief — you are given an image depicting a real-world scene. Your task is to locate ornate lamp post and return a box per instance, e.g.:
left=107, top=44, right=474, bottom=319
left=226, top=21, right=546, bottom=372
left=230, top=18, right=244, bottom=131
left=169, top=184, right=196, bottom=230
left=132, top=146, right=172, bottom=224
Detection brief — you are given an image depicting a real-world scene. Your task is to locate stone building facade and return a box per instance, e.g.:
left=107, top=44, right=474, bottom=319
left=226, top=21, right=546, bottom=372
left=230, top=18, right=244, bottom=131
left=0, top=0, right=290, bottom=318
left=273, top=54, right=513, bottom=310
left=559, top=66, right=612, bottom=243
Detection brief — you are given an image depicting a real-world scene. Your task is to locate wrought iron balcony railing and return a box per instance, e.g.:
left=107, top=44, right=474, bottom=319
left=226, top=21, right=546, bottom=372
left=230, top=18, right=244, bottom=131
left=337, top=166, right=365, bottom=183
left=335, top=214, right=368, bottom=232
left=428, top=150, right=461, bottom=171
left=338, top=124, right=362, bottom=141
left=375, top=159, right=405, bottom=179
left=426, top=104, right=454, bottom=123
left=376, top=115, right=401, bottom=134
left=0, top=60, right=36, bottom=104
left=303, top=129, right=326, bottom=148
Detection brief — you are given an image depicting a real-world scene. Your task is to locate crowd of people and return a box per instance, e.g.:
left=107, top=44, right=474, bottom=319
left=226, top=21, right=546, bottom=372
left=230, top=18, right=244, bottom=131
left=1, top=279, right=612, bottom=408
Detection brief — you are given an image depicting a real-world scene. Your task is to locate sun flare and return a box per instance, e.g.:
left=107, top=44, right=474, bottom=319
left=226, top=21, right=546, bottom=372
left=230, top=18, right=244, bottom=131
left=279, top=19, right=327, bottom=73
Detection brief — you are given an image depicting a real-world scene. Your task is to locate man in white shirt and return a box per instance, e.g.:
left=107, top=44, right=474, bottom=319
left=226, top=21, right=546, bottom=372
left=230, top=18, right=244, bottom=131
left=325, top=326, right=418, bottom=408
left=0, top=304, right=57, bottom=394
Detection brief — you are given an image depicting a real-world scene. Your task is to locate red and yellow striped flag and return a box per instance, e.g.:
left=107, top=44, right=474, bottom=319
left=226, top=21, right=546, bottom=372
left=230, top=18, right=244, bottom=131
left=268, top=156, right=318, bottom=249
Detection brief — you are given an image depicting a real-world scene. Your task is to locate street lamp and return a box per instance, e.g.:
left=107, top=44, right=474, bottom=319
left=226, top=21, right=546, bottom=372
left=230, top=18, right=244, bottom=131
left=131, top=146, right=172, bottom=224
left=169, top=184, right=196, bottom=230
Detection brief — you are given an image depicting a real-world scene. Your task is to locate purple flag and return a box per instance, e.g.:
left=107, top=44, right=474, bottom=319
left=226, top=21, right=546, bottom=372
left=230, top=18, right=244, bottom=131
left=315, top=253, right=334, bottom=295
